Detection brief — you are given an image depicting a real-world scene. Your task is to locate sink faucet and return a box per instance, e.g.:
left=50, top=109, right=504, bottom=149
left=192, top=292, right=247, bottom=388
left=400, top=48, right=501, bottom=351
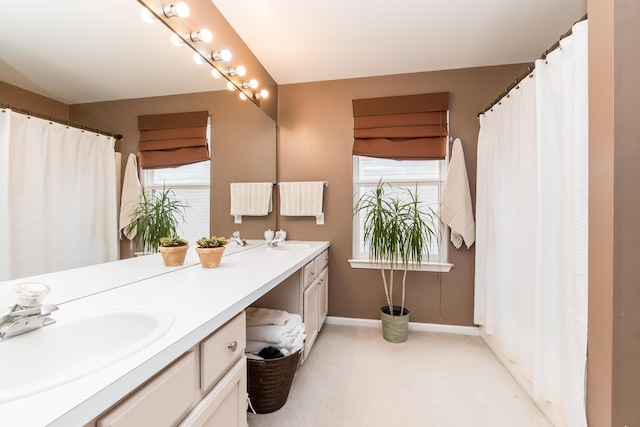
left=267, top=237, right=284, bottom=248
left=229, top=231, right=247, bottom=247
left=0, top=304, right=58, bottom=341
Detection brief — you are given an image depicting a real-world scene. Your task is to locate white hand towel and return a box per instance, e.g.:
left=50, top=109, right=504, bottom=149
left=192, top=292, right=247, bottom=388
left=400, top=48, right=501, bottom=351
left=229, top=182, right=273, bottom=219
left=119, top=153, right=142, bottom=239
left=246, top=307, right=290, bottom=327
left=279, top=181, right=324, bottom=219
left=246, top=313, right=302, bottom=343
left=441, top=138, right=475, bottom=249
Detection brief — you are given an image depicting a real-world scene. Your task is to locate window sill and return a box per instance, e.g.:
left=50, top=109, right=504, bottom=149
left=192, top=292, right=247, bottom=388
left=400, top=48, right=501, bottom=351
left=348, top=259, right=453, bottom=273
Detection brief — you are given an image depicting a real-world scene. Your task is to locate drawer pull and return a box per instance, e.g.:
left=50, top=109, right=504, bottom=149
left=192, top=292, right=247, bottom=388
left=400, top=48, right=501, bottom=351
left=228, top=341, right=238, bottom=352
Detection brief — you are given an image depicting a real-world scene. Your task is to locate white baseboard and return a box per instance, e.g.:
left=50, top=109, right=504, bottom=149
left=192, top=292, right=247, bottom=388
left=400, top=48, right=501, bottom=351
left=325, top=316, right=479, bottom=336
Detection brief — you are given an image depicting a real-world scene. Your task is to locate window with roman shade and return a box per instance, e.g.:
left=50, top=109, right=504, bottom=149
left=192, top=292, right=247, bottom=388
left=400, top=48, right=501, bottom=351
left=352, top=92, right=449, bottom=160
left=137, top=111, right=210, bottom=169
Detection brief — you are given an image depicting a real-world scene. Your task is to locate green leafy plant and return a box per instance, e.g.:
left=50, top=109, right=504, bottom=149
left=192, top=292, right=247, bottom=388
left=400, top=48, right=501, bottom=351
left=354, top=180, right=439, bottom=316
left=196, top=236, right=230, bottom=248
left=159, top=237, right=189, bottom=247
left=126, top=187, right=189, bottom=254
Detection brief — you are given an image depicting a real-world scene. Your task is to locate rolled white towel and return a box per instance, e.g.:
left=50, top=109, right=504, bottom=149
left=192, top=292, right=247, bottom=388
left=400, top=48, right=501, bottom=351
left=246, top=307, right=290, bottom=327
left=246, top=313, right=302, bottom=343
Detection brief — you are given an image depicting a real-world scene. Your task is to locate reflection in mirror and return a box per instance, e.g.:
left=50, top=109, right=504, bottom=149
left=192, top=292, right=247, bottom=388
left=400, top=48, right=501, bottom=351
left=0, top=0, right=277, bottom=292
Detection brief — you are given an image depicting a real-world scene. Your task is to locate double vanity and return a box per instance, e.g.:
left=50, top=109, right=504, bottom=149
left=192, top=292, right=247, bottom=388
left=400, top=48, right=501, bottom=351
left=0, top=240, right=329, bottom=426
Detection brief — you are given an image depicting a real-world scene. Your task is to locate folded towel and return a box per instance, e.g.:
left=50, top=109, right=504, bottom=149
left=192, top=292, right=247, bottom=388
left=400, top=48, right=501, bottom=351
left=440, top=138, right=475, bottom=249
left=246, top=324, right=305, bottom=352
left=119, top=153, right=142, bottom=239
left=246, top=314, right=302, bottom=343
left=230, top=182, right=273, bottom=220
left=279, top=182, right=325, bottom=221
left=246, top=307, right=290, bottom=327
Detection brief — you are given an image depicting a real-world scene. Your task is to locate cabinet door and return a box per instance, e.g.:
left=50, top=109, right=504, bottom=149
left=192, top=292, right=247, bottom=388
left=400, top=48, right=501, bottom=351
left=318, top=268, right=328, bottom=326
left=201, top=313, right=246, bottom=394
left=97, top=350, right=199, bottom=427
left=303, top=279, right=319, bottom=360
left=179, top=357, right=247, bottom=427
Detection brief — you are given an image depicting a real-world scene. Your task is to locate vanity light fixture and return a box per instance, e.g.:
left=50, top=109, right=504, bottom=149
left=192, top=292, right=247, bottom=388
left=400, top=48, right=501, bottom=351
left=211, top=49, right=232, bottom=62
left=190, top=29, right=213, bottom=43
left=170, top=33, right=184, bottom=46
left=211, top=69, right=221, bottom=79
left=227, top=65, right=246, bottom=77
left=193, top=52, right=205, bottom=64
left=140, top=8, right=156, bottom=23
left=241, top=79, right=259, bottom=90
left=226, top=82, right=236, bottom=91
left=163, top=2, right=190, bottom=18
left=239, top=93, right=248, bottom=100
left=254, top=89, right=269, bottom=100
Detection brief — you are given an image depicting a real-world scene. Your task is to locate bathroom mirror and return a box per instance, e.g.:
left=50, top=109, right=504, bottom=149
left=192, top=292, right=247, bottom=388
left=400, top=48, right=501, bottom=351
left=0, top=0, right=277, bottom=286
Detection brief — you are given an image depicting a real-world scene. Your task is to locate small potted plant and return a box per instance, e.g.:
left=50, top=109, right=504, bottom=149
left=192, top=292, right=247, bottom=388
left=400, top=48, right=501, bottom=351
left=354, top=180, right=439, bottom=343
left=158, top=237, right=189, bottom=266
left=195, top=236, right=230, bottom=268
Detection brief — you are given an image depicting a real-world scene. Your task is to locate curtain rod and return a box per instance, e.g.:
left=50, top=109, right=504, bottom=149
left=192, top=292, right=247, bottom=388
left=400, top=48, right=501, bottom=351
left=478, top=13, right=588, bottom=117
left=1, top=103, right=123, bottom=140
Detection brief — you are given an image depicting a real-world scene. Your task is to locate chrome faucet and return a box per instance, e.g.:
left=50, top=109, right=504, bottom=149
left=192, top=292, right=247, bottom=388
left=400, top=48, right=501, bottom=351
left=0, top=304, right=58, bottom=341
left=267, top=237, right=284, bottom=248
left=230, top=231, right=248, bottom=247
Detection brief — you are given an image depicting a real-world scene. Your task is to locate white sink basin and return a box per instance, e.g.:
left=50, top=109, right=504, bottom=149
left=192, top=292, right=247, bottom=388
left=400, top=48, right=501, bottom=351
left=0, top=304, right=174, bottom=403
left=266, top=243, right=312, bottom=252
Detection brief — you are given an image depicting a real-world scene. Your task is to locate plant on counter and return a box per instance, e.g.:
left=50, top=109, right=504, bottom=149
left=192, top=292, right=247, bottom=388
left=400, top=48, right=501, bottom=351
left=126, top=186, right=189, bottom=255
left=195, top=236, right=230, bottom=268
left=158, top=237, right=189, bottom=267
left=354, top=180, right=440, bottom=343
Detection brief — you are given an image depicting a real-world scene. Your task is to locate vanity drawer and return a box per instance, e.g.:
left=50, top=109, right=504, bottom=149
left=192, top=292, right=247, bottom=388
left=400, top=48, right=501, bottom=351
left=302, top=259, right=316, bottom=288
left=200, top=312, right=246, bottom=394
left=97, top=349, right=199, bottom=427
left=315, top=249, right=329, bottom=275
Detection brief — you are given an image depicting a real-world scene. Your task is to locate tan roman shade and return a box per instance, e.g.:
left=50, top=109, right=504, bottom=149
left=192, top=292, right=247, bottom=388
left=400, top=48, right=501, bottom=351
left=138, top=111, right=210, bottom=169
left=352, top=92, right=449, bottom=160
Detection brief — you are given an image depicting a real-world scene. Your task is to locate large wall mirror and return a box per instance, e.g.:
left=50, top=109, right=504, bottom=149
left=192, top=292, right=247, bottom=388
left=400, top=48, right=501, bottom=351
left=0, top=0, right=277, bottom=283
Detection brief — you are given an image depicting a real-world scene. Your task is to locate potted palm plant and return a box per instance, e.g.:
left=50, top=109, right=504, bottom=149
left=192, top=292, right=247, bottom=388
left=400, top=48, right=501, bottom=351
left=158, top=237, right=189, bottom=266
left=354, top=180, right=439, bottom=343
left=195, top=236, right=230, bottom=268
left=125, top=186, right=189, bottom=255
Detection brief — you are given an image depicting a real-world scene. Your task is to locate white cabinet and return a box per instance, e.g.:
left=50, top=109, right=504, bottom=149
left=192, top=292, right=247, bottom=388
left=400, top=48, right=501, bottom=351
left=252, top=249, right=329, bottom=362
left=92, top=313, right=247, bottom=427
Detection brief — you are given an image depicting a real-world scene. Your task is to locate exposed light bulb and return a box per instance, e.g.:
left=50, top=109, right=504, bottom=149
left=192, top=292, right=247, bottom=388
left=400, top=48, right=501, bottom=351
left=190, top=29, right=212, bottom=43
left=239, top=93, right=247, bottom=101
left=211, top=69, right=221, bottom=79
left=226, top=82, right=236, bottom=91
left=170, top=33, right=183, bottom=46
left=249, top=79, right=259, bottom=89
left=236, top=65, right=246, bottom=76
left=163, top=2, right=190, bottom=18
left=193, top=52, right=205, bottom=65
left=140, top=8, right=155, bottom=23
left=260, top=89, right=269, bottom=99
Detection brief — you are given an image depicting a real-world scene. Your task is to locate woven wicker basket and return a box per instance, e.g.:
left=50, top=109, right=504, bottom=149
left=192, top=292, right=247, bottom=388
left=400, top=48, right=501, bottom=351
left=247, top=350, right=301, bottom=414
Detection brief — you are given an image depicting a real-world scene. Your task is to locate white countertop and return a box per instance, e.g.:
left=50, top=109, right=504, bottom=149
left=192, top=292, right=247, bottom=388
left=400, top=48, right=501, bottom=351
left=0, top=240, right=329, bottom=426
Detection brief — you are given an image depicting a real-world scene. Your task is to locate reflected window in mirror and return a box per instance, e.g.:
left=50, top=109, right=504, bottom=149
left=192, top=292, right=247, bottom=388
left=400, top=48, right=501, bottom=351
left=143, top=123, right=211, bottom=245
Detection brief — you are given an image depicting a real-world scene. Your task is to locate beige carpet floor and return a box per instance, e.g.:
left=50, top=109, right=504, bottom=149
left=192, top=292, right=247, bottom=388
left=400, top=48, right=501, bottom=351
left=247, top=323, right=553, bottom=427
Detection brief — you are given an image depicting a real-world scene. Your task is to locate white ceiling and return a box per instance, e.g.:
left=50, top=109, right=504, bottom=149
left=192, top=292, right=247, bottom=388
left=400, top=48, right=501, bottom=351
left=0, top=0, right=586, bottom=105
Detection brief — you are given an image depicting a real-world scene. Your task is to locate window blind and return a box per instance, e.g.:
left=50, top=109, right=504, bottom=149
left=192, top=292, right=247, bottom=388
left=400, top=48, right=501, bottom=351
left=352, top=92, right=449, bottom=160
left=138, top=111, right=210, bottom=169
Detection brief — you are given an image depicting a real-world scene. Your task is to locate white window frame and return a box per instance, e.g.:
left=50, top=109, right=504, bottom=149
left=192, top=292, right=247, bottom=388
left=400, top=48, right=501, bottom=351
left=349, top=155, right=453, bottom=273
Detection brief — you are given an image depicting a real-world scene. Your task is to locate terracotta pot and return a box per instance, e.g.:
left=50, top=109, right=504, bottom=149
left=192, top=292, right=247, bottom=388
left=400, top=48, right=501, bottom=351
left=380, top=305, right=410, bottom=343
left=158, top=245, right=188, bottom=266
left=196, top=246, right=226, bottom=268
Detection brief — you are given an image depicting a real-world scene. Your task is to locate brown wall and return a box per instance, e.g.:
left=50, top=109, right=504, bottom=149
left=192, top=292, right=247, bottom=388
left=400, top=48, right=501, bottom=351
left=588, top=0, right=640, bottom=425
left=1, top=81, right=69, bottom=119
left=276, top=64, right=529, bottom=325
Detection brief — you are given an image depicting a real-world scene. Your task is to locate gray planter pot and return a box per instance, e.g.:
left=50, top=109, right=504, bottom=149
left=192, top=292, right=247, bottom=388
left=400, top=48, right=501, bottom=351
left=380, top=306, right=410, bottom=343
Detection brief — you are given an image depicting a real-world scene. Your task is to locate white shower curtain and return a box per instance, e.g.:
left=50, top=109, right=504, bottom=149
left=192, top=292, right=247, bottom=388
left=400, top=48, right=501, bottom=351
left=0, top=110, right=118, bottom=281
left=475, top=20, right=588, bottom=427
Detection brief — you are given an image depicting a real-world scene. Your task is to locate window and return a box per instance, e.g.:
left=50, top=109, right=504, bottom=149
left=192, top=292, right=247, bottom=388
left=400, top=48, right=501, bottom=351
left=143, top=127, right=210, bottom=245
left=351, top=155, right=450, bottom=270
